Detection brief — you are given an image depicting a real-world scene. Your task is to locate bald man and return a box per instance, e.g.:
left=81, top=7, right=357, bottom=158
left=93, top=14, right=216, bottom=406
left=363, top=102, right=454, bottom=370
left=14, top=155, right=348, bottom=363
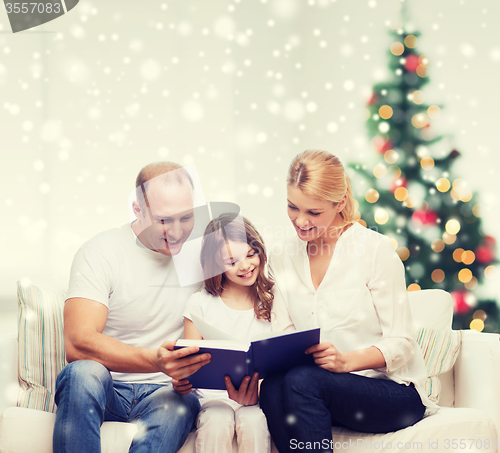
left=53, top=162, right=210, bottom=453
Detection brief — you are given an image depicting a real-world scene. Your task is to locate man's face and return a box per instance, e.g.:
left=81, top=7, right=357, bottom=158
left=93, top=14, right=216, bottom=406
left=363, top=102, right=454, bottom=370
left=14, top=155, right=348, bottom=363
left=135, top=179, right=195, bottom=256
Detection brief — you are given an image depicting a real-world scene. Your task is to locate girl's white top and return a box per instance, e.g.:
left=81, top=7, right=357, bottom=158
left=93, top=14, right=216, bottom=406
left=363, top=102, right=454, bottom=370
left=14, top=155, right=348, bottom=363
left=268, top=222, right=438, bottom=414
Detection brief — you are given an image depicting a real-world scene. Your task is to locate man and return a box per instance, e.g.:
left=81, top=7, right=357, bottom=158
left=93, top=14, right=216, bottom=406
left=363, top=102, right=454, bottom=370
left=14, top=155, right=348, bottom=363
left=53, top=162, right=210, bottom=453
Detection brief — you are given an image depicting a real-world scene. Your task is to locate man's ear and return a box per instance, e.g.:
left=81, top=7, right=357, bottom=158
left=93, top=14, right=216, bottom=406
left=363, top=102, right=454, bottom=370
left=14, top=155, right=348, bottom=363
left=132, top=201, right=142, bottom=219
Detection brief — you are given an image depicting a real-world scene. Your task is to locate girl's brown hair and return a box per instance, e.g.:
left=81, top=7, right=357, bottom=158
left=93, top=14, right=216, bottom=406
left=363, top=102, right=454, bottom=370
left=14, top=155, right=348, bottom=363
left=201, top=213, right=274, bottom=322
left=288, top=150, right=356, bottom=226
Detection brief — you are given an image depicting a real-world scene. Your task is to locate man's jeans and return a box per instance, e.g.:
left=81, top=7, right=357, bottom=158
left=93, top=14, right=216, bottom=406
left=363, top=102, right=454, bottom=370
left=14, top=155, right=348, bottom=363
left=53, top=360, right=200, bottom=453
left=260, top=365, right=426, bottom=453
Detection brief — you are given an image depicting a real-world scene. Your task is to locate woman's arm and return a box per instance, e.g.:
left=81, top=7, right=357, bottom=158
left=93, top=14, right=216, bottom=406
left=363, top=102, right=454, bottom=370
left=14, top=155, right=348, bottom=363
left=367, top=237, right=415, bottom=373
left=306, top=343, right=385, bottom=373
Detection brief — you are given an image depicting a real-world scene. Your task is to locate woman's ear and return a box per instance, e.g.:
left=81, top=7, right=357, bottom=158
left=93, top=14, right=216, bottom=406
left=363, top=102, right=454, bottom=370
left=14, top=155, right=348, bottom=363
left=337, top=194, right=347, bottom=212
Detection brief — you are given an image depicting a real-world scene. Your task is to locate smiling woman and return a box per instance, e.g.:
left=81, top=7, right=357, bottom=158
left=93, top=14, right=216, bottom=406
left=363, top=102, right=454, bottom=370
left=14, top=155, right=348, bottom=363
left=260, top=150, right=439, bottom=453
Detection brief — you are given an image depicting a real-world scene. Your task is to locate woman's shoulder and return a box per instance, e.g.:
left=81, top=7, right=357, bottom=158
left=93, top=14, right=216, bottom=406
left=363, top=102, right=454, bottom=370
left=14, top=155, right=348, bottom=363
left=344, top=221, right=391, bottom=247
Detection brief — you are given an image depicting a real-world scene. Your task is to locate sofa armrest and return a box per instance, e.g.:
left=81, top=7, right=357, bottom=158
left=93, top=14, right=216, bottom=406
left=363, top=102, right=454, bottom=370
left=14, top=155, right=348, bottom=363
left=454, top=330, right=500, bottom=431
left=0, top=333, right=19, bottom=412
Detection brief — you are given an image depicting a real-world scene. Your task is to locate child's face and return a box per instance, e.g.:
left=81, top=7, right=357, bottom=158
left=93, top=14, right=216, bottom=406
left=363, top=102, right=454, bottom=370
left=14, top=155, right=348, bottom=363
left=220, top=240, right=261, bottom=288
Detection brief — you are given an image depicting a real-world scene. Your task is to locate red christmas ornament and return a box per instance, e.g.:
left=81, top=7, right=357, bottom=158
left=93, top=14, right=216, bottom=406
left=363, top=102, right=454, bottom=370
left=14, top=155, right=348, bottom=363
left=475, top=245, right=495, bottom=265
left=451, top=291, right=473, bottom=315
left=371, top=136, right=393, bottom=154
left=483, top=235, right=496, bottom=247
left=391, top=176, right=407, bottom=193
left=412, top=209, right=439, bottom=226
left=367, top=93, right=378, bottom=106
left=404, top=54, right=420, bottom=72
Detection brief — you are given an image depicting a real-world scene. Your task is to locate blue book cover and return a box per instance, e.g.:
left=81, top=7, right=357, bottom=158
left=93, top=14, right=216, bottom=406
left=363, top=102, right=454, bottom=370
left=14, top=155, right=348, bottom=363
left=175, top=327, right=320, bottom=390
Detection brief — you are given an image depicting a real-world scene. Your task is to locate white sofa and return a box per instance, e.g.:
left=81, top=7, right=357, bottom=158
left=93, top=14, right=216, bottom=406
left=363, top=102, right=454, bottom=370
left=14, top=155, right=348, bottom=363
left=0, top=287, right=499, bottom=453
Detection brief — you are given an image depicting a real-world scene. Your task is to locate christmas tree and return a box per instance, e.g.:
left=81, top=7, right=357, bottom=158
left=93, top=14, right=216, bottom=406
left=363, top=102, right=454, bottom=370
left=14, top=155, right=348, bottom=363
left=350, top=13, right=498, bottom=332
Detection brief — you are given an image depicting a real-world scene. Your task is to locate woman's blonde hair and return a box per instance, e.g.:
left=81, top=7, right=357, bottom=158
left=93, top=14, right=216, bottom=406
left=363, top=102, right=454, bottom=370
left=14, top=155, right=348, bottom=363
left=287, top=150, right=356, bottom=225
left=201, top=213, right=274, bottom=322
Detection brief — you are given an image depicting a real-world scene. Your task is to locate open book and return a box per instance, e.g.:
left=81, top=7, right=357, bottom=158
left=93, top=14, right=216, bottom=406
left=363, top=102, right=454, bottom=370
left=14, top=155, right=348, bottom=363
left=175, top=315, right=320, bottom=390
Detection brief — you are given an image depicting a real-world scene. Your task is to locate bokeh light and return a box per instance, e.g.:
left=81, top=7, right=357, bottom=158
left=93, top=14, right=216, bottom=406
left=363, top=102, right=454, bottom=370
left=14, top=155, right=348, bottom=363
left=411, top=113, right=429, bottom=128
left=397, top=247, right=410, bottom=260
left=470, top=319, right=484, bottom=332
left=379, top=105, right=393, bottom=119
left=436, top=178, right=451, bottom=192
left=453, top=248, right=465, bottom=262
left=431, top=269, right=445, bottom=283
left=407, top=283, right=421, bottom=292
left=390, top=42, right=404, bottom=56
left=431, top=239, right=445, bottom=252
left=365, top=189, right=379, bottom=203
left=394, top=187, right=408, bottom=201
left=373, top=164, right=387, bottom=178
left=404, top=35, right=418, bottom=48
left=443, top=232, right=456, bottom=245
left=458, top=268, right=473, bottom=283
left=374, top=208, right=389, bottom=224
left=445, top=219, right=461, bottom=235
left=384, top=150, right=399, bottom=164
left=428, top=105, right=441, bottom=118
left=462, top=250, right=475, bottom=265
left=420, top=156, right=434, bottom=170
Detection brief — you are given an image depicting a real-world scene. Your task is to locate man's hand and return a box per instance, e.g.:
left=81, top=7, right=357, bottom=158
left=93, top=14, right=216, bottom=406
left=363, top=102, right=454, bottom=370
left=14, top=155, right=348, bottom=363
left=156, top=341, right=211, bottom=380
left=172, top=378, right=194, bottom=395
left=306, top=342, right=348, bottom=373
left=225, top=372, right=259, bottom=406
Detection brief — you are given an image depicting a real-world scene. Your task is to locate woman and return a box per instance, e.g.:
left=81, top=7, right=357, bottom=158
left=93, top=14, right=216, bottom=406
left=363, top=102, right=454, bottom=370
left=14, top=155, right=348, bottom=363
left=260, top=150, right=437, bottom=453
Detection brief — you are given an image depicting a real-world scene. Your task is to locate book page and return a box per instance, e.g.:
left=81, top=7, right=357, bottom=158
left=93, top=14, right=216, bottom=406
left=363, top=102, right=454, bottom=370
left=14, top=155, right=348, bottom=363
left=176, top=338, right=250, bottom=352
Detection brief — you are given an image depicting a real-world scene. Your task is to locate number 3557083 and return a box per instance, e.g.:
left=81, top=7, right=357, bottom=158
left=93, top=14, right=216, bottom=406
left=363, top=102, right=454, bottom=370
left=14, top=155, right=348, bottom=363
left=5, top=3, right=61, bottom=14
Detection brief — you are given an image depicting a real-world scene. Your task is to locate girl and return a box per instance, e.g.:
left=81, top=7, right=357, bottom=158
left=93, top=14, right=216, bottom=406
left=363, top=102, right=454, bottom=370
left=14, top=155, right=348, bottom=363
left=173, top=212, right=288, bottom=453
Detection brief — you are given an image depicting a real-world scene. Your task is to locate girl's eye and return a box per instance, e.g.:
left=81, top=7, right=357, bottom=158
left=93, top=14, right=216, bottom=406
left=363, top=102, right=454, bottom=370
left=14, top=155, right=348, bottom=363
left=309, top=212, right=321, bottom=216
left=288, top=205, right=297, bottom=210
left=248, top=251, right=256, bottom=258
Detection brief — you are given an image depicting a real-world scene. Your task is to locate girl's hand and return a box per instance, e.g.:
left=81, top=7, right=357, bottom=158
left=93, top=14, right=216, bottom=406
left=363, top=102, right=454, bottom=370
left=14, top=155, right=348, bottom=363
left=306, top=342, right=349, bottom=373
left=172, top=378, right=194, bottom=395
left=225, top=372, right=259, bottom=406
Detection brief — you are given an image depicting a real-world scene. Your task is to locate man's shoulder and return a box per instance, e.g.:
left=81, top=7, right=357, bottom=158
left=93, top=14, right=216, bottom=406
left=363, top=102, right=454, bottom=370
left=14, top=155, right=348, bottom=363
left=80, top=224, right=131, bottom=253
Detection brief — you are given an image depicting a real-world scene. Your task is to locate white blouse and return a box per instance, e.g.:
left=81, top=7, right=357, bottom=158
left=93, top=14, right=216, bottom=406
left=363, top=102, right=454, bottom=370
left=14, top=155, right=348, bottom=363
left=269, top=222, right=438, bottom=412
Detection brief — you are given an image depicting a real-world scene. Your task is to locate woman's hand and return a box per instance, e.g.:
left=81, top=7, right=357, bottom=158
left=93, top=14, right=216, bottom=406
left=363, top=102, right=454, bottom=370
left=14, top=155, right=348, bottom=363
left=172, top=378, right=194, bottom=395
left=306, top=342, right=349, bottom=373
left=225, top=372, right=259, bottom=406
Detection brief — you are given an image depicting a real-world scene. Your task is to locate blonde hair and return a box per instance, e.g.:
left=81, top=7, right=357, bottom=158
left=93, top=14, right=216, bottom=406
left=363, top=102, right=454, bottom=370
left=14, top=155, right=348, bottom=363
left=201, top=213, right=274, bottom=322
left=287, top=150, right=356, bottom=225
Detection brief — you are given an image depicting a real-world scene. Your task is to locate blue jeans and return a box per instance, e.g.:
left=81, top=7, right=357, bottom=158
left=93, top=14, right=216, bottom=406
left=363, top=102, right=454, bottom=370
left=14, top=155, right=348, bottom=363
left=260, top=366, right=425, bottom=453
left=53, top=360, right=200, bottom=453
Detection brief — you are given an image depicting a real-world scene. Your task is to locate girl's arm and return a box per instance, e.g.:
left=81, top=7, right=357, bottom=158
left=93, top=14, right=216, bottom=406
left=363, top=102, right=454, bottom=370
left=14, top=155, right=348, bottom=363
left=183, top=317, right=203, bottom=340
left=172, top=317, right=203, bottom=394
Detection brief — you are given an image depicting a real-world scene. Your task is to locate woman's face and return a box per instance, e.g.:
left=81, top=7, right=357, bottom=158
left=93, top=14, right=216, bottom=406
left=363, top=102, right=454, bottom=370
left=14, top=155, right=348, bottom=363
left=287, top=185, right=344, bottom=242
left=220, top=240, right=261, bottom=288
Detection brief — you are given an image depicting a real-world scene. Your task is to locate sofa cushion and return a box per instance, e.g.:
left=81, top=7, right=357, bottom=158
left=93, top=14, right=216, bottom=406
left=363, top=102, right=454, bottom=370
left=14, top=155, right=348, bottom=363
left=330, top=407, right=497, bottom=452
left=415, top=327, right=461, bottom=403
left=407, top=290, right=460, bottom=404
left=16, top=282, right=67, bottom=412
left=0, top=406, right=234, bottom=453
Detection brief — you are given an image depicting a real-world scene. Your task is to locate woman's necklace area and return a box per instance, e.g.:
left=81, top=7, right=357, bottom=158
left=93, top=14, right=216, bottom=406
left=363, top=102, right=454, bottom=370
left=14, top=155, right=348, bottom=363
left=307, top=224, right=348, bottom=258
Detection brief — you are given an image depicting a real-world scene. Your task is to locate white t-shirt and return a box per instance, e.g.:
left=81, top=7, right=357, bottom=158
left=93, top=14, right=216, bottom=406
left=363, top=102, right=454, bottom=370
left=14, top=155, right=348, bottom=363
left=66, top=223, right=200, bottom=384
left=184, top=289, right=272, bottom=406
left=269, top=222, right=438, bottom=413
left=184, top=289, right=272, bottom=342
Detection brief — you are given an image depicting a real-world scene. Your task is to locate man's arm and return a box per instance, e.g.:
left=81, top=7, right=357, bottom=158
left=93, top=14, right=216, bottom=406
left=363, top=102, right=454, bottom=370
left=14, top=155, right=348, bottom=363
left=64, top=297, right=210, bottom=380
